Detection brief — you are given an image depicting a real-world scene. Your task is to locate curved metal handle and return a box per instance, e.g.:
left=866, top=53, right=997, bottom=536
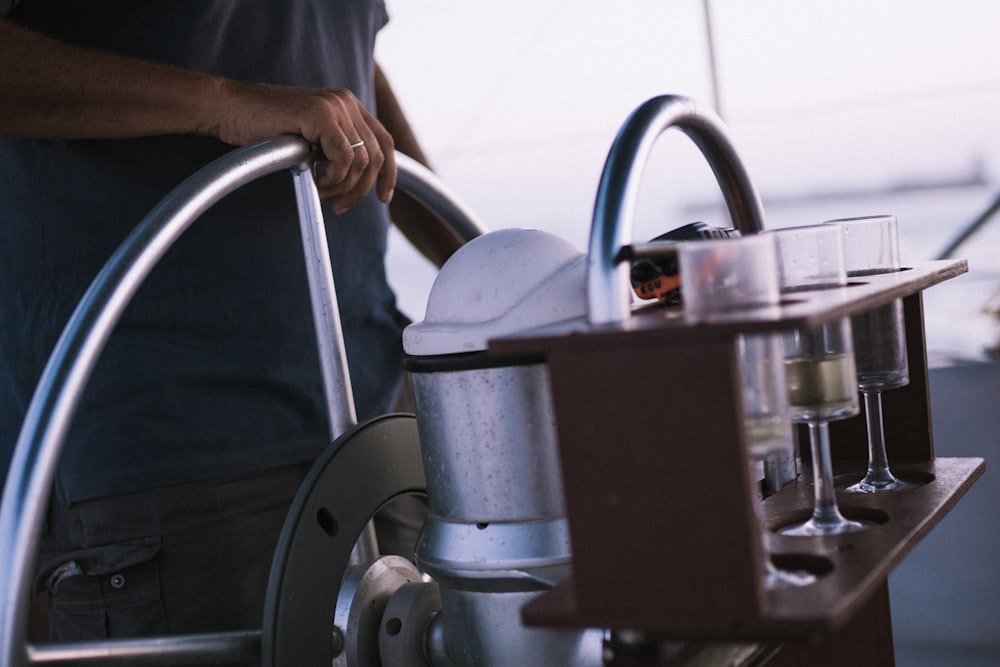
left=587, top=95, right=767, bottom=325
left=396, top=152, right=489, bottom=242
left=0, top=136, right=485, bottom=666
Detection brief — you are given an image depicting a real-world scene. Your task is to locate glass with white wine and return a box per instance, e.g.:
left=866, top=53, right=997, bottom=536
left=769, top=225, right=868, bottom=536
left=679, top=234, right=814, bottom=585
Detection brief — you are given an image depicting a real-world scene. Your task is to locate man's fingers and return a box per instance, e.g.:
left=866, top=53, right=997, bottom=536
left=301, top=92, right=397, bottom=213
left=317, top=137, right=393, bottom=213
left=372, top=126, right=396, bottom=204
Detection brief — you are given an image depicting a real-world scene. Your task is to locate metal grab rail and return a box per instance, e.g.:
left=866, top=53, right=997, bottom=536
left=395, top=152, right=489, bottom=245
left=26, top=631, right=262, bottom=667
left=586, top=94, right=766, bottom=325
left=0, top=136, right=486, bottom=667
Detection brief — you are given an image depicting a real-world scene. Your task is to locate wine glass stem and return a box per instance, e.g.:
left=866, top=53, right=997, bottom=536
left=863, top=390, right=897, bottom=485
left=808, top=421, right=844, bottom=527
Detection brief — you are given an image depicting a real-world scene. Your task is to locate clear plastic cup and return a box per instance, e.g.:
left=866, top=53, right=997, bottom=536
left=770, top=223, right=848, bottom=292
left=825, top=215, right=900, bottom=276
left=677, top=233, right=780, bottom=321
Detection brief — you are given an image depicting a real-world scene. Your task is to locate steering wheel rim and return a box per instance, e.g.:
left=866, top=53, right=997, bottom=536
left=0, top=138, right=483, bottom=667
left=260, top=414, right=426, bottom=667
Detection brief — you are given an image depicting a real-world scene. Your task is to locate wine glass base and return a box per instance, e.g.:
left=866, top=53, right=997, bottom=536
left=765, top=562, right=817, bottom=589
left=780, top=516, right=872, bottom=536
left=844, top=476, right=920, bottom=493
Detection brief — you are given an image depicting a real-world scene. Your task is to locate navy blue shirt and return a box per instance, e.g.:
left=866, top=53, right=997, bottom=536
left=0, top=1, right=406, bottom=503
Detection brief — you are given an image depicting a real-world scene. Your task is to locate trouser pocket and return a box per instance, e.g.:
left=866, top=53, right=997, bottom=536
left=43, top=538, right=166, bottom=641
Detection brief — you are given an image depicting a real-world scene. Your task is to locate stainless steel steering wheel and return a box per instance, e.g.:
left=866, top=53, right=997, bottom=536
left=0, top=136, right=485, bottom=667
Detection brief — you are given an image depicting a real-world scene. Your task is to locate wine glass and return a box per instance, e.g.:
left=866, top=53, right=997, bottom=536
left=679, top=235, right=815, bottom=586
left=768, top=225, right=868, bottom=536
left=825, top=215, right=915, bottom=492
left=739, top=333, right=816, bottom=586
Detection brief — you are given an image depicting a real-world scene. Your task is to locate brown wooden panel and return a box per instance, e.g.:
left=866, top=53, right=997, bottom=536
left=765, top=581, right=895, bottom=667
left=544, top=338, right=766, bottom=631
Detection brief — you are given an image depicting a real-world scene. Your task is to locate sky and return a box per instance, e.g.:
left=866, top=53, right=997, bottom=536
left=376, top=1, right=1000, bottom=217
left=374, top=1, right=1000, bottom=358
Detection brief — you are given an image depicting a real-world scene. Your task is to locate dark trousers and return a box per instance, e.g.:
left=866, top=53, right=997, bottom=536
left=35, top=463, right=426, bottom=662
left=39, top=463, right=310, bottom=649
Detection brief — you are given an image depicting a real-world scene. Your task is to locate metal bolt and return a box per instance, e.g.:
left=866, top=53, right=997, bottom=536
left=331, top=625, right=345, bottom=657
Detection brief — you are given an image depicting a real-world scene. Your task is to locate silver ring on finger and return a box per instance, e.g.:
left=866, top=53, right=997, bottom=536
left=349, top=140, right=365, bottom=149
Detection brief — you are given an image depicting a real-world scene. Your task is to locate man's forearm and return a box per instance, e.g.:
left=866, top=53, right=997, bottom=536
left=0, top=19, right=399, bottom=212
left=0, top=19, right=227, bottom=140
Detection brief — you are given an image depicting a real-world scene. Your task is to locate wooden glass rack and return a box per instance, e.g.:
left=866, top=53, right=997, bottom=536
left=488, top=260, right=983, bottom=649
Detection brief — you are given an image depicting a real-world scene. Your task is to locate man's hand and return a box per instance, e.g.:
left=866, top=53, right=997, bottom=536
left=216, top=81, right=396, bottom=214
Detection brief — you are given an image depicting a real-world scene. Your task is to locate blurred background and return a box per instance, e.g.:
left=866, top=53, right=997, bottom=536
left=376, top=2, right=1000, bottom=665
